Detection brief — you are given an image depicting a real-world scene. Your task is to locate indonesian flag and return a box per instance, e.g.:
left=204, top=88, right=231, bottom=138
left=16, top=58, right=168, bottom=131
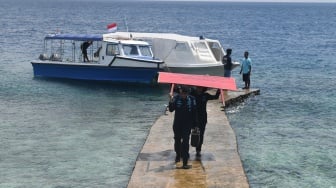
left=107, top=23, right=117, bottom=32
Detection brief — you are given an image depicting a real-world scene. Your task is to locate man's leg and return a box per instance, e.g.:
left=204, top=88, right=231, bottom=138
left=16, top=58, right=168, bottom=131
left=196, top=124, right=206, bottom=156
left=173, top=126, right=182, bottom=162
left=181, top=131, right=191, bottom=169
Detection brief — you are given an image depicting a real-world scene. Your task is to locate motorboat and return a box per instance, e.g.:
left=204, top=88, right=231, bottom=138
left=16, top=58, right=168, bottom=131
left=104, top=32, right=240, bottom=76
left=31, top=33, right=164, bottom=84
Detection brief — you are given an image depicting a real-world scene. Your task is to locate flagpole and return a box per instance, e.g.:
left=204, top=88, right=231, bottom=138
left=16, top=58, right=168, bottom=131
left=124, top=16, right=129, bottom=32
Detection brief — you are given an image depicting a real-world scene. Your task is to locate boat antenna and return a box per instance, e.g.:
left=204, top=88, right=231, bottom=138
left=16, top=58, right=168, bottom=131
left=123, top=16, right=129, bottom=32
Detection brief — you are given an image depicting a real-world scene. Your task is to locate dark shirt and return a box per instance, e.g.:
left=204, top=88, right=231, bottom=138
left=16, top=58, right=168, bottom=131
left=191, top=89, right=220, bottom=125
left=223, top=55, right=232, bottom=70
left=81, top=42, right=91, bottom=53
left=169, top=95, right=198, bottom=129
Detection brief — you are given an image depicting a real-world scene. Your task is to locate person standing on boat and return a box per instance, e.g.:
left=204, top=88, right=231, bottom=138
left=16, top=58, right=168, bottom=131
left=169, top=85, right=198, bottom=169
left=240, top=51, right=252, bottom=89
left=190, top=87, right=220, bottom=157
left=81, top=41, right=92, bottom=62
left=222, top=48, right=233, bottom=77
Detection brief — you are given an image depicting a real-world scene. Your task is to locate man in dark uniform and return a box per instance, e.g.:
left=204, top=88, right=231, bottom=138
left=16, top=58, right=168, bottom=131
left=169, top=85, right=198, bottom=169
left=223, top=48, right=233, bottom=77
left=191, top=87, right=220, bottom=157
left=81, top=41, right=92, bottom=62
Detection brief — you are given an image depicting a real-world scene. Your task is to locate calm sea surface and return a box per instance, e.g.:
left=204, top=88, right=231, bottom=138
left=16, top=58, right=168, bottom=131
left=1, top=0, right=336, bottom=187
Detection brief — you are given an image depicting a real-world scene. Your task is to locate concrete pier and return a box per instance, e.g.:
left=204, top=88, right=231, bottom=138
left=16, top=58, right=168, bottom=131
left=127, top=89, right=260, bottom=188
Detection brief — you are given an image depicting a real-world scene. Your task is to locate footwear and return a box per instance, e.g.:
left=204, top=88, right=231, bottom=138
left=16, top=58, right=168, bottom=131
left=196, top=151, right=201, bottom=157
left=242, top=87, right=247, bottom=89
left=175, top=156, right=181, bottom=163
left=182, top=164, right=192, bottom=169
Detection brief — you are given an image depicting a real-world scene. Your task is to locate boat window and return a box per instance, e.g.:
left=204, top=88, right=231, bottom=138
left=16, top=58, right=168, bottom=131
left=195, top=42, right=208, bottom=50
left=194, top=41, right=212, bottom=59
left=207, top=41, right=223, bottom=61
left=175, top=42, right=188, bottom=51
left=106, top=43, right=119, bottom=56
left=209, top=42, right=220, bottom=49
left=123, top=45, right=138, bottom=55
left=139, top=46, right=152, bottom=57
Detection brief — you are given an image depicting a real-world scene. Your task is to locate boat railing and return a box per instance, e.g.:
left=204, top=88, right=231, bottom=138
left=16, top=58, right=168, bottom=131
left=39, top=38, right=102, bottom=63
left=50, top=53, right=62, bottom=61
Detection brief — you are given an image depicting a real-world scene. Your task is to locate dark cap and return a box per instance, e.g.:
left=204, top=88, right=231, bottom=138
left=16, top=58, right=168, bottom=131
left=196, top=86, right=207, bottom=92
left=179, top=85, right=189, bottom=93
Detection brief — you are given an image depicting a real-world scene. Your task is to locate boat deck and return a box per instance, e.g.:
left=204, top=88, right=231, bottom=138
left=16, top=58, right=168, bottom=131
left=127, top=89, right=260, bottom=188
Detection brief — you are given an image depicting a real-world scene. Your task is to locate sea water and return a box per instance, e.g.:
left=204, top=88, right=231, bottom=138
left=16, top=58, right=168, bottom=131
left=0, top=0, right=335, bottom=187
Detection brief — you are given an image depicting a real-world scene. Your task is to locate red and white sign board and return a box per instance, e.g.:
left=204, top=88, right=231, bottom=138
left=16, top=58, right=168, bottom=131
left=158, top=72, right=237, bottom=91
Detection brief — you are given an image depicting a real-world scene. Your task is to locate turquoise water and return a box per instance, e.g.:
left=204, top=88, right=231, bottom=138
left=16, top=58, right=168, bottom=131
left=1, top=1, right=336, bottom=187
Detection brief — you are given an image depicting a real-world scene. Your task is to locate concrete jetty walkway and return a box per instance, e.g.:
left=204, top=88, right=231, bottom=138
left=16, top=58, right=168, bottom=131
left=127, top=89, right=260, bottom=188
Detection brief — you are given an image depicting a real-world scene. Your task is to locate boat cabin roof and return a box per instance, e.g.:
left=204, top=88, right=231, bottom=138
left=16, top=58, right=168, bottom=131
left=104, top=38, right=150, bottom=45
left=44, top=33, right=150, bottom=46
left=104, top=32, right=219, bottom=43
left=45, top=34, right=103, bottom=41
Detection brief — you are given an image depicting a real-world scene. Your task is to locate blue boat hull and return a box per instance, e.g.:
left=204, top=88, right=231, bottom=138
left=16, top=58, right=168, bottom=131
left=31, top=63, right=162, bottom=84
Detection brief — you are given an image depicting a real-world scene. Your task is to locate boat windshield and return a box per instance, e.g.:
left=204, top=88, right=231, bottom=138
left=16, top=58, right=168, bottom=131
left=106, top=43, right=120, bottom=56
left=123, top=45, right=139, bottom=55
left=194, top=41, right=212, bottom=59
left=207, top=41, right=223, bottom=61
left=195, top=42, right=208, bottom=51
left=175, top=43, right=188, bottom=51
left=139, top=46, right=152, bottom=57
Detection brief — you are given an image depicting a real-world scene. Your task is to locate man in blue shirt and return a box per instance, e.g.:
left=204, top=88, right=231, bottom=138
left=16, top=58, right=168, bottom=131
left=240, top=51, right=252, bottom=89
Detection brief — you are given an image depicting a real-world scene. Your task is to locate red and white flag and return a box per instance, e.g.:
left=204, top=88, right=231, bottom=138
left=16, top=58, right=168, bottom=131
left=107, top=23, right=117, bottom=32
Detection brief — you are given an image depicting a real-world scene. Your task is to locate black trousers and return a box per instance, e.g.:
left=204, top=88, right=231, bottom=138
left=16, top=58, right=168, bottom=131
left=173, top=125, right=191, bottom=164
left=196, top=122, right=206, bottom=152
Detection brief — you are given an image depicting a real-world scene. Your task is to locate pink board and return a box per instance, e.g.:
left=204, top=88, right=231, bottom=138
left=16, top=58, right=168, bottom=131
left=158, top=72, right=237, bottom=91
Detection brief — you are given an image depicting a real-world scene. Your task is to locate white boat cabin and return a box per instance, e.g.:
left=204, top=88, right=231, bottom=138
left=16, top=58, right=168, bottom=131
left=38, top=33, right=158, bottom=65
left=104, top=32, right=226, bottom=68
